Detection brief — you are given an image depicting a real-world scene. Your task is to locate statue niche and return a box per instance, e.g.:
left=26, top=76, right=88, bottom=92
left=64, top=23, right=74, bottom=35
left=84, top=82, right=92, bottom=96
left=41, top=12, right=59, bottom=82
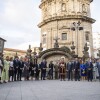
left=82, top=4, right=87, bottom=13
left=61, top=3, right=66, bottom=11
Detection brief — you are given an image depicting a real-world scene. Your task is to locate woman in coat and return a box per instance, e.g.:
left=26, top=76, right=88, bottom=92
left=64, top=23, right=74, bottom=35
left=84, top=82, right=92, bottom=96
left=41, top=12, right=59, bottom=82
left=1, top=56, right=10, bottom=83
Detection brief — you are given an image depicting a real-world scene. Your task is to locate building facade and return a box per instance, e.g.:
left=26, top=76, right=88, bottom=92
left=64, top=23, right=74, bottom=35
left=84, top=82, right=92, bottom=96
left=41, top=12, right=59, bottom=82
left=93, top=32, right=100, bottom=58
left=31, top=47, right=40, bottom=54
left=4, top=48, right=27, bottom=58
left=38, top=0, right=95, bottom=57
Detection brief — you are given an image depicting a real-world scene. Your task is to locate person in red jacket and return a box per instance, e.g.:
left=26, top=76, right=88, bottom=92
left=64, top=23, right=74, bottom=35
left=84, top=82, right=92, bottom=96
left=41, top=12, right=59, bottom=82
left=59, top=58, right=66, bottom=81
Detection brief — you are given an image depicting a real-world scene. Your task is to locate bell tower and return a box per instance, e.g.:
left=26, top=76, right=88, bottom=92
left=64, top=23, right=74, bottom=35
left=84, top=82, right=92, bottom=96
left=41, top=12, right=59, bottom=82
left=38, top=0, right=95, bottom=57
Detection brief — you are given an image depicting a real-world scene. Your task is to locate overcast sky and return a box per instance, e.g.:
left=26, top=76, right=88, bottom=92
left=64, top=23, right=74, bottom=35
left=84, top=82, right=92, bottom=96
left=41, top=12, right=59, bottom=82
left=0, top=0, right=100, bottom=50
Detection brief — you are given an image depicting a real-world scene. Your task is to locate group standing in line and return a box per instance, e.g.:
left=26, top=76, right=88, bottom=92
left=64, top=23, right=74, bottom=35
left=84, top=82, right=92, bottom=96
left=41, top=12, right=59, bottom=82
left=0, top=54, right=100, bottom=83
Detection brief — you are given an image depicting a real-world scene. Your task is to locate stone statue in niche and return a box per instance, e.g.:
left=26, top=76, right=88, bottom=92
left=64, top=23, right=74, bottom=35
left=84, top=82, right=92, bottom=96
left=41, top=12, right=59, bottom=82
left=82, top=4, right=87, bottom=13
left=61, top=3, right=66, bottom=11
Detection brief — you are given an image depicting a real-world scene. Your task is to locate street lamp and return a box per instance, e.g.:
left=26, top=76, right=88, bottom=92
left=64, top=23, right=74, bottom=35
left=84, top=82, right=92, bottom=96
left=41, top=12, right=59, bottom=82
left=71, top=21, right=83, bottom=56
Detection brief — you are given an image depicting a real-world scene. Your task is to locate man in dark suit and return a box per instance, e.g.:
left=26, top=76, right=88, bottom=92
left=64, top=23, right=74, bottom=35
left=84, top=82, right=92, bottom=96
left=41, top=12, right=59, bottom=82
left=40, top=59, right=47, bottom=80
left=18, top=57, right=24, bottom=81
left=48, top=61, right=54, bottom=80
left=29, top=61, right=34, bottom=80
left=13, top=56, right=20, bottom=81
left=67, top=60, right=74, bottom=81
left=35, top=63, right=40, bottom=80
left=74, top=58, right=80, bottom=81
left=97, top=58, right=100, bottom=81
left=86, top=58, right=93, bottom=82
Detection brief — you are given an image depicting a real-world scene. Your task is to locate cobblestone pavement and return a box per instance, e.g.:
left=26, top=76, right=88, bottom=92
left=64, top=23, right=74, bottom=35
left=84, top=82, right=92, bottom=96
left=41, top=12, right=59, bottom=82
left=0, top=80, right=100, bottom=100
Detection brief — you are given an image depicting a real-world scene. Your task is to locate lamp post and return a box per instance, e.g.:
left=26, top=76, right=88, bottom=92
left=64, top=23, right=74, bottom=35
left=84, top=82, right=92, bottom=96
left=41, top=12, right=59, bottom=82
left=71, top=21, right=83, bottom=56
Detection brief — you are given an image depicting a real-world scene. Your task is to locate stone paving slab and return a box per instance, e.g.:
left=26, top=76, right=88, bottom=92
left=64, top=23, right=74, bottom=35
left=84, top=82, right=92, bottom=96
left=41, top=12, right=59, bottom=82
left=0, top=80, right=100, bottom=100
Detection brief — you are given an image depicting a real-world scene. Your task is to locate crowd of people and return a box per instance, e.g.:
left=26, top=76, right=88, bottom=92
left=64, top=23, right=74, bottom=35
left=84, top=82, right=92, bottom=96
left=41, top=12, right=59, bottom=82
left=0, top=54, right=100, bottom=84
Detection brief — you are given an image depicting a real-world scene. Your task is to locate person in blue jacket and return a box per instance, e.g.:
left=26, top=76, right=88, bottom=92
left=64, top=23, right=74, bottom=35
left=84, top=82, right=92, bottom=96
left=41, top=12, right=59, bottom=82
left=80, top=60, right=87, bottom=81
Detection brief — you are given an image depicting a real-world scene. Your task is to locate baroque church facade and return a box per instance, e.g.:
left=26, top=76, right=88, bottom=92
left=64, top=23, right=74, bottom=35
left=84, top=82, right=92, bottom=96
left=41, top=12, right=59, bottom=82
left=38, top=0, right=95, bottom=57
